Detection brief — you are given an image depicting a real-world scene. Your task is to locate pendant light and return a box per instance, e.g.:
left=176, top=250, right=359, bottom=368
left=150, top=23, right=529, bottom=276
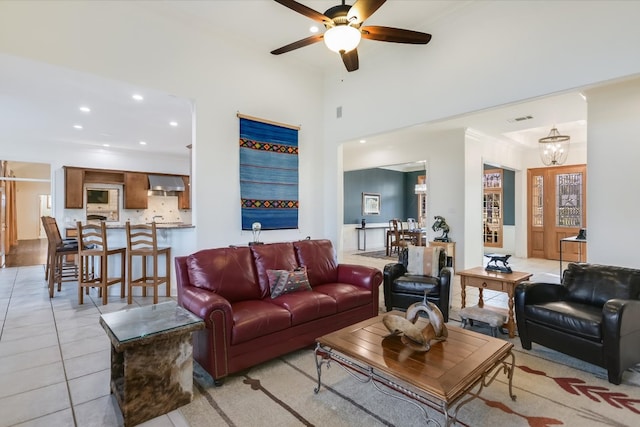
left=538, top=127, right=570, bottom=166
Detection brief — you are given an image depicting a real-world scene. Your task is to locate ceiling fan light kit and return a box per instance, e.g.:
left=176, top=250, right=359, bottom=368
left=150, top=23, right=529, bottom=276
left=324, top=25, right=361, bottom=53
left=272, top=0, right=431, bottom=72
left=538, top=126, right=570, bottom=166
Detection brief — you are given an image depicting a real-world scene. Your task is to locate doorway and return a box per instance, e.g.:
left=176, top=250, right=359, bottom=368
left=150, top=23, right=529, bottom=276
left=527, top=164, right=587, bottom=261
left=1, top=160, right=51, bottom=267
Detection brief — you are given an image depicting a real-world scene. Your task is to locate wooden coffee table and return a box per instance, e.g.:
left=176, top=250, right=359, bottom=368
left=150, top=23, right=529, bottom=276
left=314, top=313, right=515, bottom=426
left=458, top=267, right=532, bottom=338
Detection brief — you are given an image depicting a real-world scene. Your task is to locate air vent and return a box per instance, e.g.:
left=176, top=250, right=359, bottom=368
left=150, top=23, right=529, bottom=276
left=507, top=115, right=534, bottom=123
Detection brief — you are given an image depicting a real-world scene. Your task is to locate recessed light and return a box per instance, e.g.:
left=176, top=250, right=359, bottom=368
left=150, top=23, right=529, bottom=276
left=169, top=121, right=178, bottom=127
left=359, top=139, right=366, bottom=144
left=79, top=106, right=91, bottom=113
left=132, top=94, right=144, bottom=101
left=73, top=124, right=83, bottom=130
left=103, top=144, right=110, bottom=147
left=139, top=141, right=147, bottom=145
left=310, top=26, right=319, bottom=33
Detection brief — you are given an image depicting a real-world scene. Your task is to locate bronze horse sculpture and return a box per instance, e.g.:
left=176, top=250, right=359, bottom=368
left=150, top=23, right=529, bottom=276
left=431, top=216, right=450, bottom=242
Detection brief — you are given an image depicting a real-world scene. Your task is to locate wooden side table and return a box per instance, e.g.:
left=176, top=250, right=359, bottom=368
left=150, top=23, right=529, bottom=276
left=429, top=241, right=455, bottom=269
left=458, top=267, right=532, bottom=338
left=99, top=302, right=204, bottom=426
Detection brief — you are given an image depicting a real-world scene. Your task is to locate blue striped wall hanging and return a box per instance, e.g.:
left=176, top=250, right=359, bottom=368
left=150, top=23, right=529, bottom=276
left=238, top=114, right=299, bottom=230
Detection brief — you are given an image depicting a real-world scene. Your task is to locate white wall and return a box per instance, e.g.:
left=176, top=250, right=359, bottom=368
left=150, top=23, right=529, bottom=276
left=585, top=78, right=640, bottom=268
left=15, top=181, right=50, bottom=240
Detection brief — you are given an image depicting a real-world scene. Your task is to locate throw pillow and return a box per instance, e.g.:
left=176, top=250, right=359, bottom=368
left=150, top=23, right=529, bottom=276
left=406, top=246, right=443, bottom=277
left=267, top=267, right=312, bottom=299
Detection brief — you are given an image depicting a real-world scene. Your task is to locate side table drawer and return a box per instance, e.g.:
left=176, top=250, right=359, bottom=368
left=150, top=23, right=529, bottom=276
left=464, top=276, right=504, bottom=291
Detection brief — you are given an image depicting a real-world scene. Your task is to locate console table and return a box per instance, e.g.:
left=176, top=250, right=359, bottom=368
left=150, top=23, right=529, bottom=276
left=355, top=225, right=388, bottom=251
left=99, top=302, right=204, bottom=426
left=559, top=236, right=587, bottom=277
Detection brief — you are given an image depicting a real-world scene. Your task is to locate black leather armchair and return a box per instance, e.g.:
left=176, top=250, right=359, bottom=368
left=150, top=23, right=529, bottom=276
left=383, top=247, right=452, bottom=322
left=515, top=262, right=640, bottom=385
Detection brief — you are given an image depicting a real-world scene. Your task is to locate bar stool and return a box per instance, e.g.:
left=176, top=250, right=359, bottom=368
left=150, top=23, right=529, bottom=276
left=41, top=216, right=78, bottom=298
left=77, top=221, right=126, bottom=305
left=126, top=221, right=171, bottom=304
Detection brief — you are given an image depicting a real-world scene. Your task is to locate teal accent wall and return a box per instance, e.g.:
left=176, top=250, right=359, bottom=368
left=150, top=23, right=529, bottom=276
left=503, top=169, right=515, bottom=226
left=344, top=168, right=422, bottom=224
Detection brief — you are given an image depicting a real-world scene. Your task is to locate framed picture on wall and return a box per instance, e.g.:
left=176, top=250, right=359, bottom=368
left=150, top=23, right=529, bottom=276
left=362, top=192, right=381, bottom=215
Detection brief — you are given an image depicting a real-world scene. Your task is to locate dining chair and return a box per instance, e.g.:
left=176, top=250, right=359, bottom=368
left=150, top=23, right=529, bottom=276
left=41, top=216, right=78, bottom=298
left=388, top=218, right=408, bottom=256
left=77, top=221, right=126, bottom=305
left=126, top=221, right=171, bottom=304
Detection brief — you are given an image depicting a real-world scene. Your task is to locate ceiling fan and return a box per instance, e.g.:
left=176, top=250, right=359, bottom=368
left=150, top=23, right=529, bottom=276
left=271, top=0, right=432, bottom=72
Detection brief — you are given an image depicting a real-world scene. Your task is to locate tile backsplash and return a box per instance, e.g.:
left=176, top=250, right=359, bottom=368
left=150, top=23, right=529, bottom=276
left=63, top=194, right=192, bottom=226
left=124, top=195, right=191, bottom=224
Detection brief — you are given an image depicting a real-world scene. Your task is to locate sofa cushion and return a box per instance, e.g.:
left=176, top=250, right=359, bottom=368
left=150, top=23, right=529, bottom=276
left=186, top=247, right=260, bottom=302
left=251, top=242, right=299, bottom=298
left=524, top=301, right=603, bottom=341
left=267, top=267, right=312, bottom=299
left=293, top=239, right=339, bottom=286
left=564, top=263, right=640, bottom=307
left=406, top=246, right=442, bottom=277
left=393, top=275, right=441, bottom=297
left=231, top=300, right=292, bottom=345
left=268, top=290, right=337, bottom=325
left=313, top=283, right=371, bottom=312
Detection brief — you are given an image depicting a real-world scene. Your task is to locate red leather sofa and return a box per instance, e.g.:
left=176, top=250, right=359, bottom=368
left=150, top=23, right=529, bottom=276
left=176, top=239, right=382, bottom=384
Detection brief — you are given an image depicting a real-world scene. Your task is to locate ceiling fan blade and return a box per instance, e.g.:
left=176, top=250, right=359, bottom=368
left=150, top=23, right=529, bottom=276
left=361, top=26, right=432, bottom=44
left=271, top=34, right=324, bottom=55
left=273, top=0, right=331, bottom=23
left=341, top=49, right=359, bottom=72
left=348, top=0, right=386, bottom=25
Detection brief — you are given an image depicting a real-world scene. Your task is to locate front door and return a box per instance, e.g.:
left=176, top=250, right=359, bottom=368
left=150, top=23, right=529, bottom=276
left=527, top=165, right=587, bottom=261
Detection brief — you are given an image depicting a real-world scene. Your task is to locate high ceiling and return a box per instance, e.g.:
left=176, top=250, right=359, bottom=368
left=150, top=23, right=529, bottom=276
left=0, top=1, right=588, bottom=158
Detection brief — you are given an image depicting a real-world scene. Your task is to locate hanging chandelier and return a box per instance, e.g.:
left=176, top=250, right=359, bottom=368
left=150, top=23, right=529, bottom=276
left=538, top=126, right=570, bottom=166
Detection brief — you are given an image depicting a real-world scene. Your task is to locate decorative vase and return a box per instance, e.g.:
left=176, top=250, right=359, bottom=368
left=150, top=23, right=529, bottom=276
left=361, top=219, right=366, bottom=228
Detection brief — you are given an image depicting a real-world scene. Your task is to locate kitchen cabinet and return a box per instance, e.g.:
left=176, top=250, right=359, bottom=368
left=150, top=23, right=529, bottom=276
left=64, top=167, right=84, bottom=209
left=178, top=176, right=190, bottom=210
left=124, top=172, right=149, bottom=209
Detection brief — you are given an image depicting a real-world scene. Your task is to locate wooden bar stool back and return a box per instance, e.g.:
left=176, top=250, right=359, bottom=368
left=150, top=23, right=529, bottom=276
left=41, top=216, right=78, bottom=298
left=126, top=222, right=171, bottom=304
left=77, top=221, right=126, bottom=305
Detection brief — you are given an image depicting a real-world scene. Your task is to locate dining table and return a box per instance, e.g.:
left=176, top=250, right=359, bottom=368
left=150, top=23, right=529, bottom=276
left=386, top=228, right=427, bottom=256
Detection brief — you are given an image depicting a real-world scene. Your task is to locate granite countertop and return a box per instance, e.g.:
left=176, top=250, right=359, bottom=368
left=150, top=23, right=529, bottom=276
left=66, top=223, right=195, bottom=229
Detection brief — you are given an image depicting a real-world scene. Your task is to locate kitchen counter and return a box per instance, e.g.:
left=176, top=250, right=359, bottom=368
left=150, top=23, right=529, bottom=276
left=68, top=223, right=195, bottom=230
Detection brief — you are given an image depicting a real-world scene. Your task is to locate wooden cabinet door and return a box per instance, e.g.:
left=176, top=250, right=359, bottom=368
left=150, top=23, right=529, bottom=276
left=527, top=165, right=586, bottom=261
left=124, top=172, right=148, bottom=209
left=64, top=167, right=84, bottom=209
left=178, top=176, right=190, bottom=210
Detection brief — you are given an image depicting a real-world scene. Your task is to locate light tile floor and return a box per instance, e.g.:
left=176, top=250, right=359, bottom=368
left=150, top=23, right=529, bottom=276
left=0, top=253, right=559, bottom=426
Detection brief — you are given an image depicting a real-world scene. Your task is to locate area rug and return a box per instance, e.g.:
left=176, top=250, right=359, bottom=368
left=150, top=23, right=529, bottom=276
left=180, top=334, right=640, bottom=426
left=354, top=250, right=398, bottom=261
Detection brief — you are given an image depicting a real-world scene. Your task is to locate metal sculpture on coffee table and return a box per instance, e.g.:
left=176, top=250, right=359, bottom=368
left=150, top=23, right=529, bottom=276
left=431, top=215, right=451, bottom=242
left=382, top=291, right=448, bottom=352
left=484, top=253, right=512, bottom=273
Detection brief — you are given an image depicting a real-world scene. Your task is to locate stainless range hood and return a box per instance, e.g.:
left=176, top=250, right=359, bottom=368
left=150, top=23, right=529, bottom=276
left=148, top=175, right=185, bottom=192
